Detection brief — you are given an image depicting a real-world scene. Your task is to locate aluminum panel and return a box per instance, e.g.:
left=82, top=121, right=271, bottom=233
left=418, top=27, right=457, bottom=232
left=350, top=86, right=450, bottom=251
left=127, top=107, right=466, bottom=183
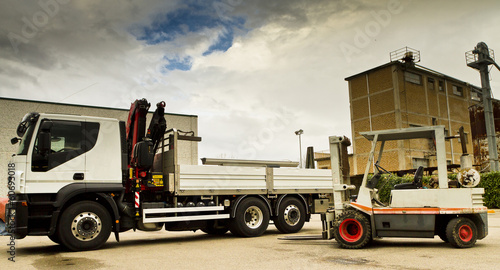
left=143, top=206, right=224, bottom=214
left=178, top=164, right=267, bottom=191
left=144, top=214, right=230, bottom=223
left=273, top=168, right=333, bottom=190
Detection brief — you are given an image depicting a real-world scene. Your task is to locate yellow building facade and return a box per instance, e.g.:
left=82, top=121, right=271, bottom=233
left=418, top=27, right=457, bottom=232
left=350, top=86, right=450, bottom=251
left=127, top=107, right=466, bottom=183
left=347, top=61, right=480, bottom=175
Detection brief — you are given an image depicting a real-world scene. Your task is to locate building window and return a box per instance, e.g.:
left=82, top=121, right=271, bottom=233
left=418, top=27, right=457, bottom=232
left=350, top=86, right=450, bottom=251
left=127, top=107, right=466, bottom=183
left=471, top=90, right=481, bottom=101
left=412, top=158, right=429, bottom=169
left=438, top=80, right=444, bottom=91
left=405, top=72, right=422, bottom=85
left=427, top=77, right=435, bottom=90
left=452, top=85, right=463, bottom=96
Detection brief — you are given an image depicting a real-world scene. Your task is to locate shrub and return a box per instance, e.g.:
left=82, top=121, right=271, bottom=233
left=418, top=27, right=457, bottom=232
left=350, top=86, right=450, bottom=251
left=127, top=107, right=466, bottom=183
left=372, top=174, right=431, bottom=203
left=478, top=172, right=500, bottom=209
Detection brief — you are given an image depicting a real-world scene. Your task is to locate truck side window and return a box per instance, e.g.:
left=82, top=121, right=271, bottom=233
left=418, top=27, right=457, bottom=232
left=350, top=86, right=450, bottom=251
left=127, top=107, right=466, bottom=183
left=32, top=120, right=100, bottom=172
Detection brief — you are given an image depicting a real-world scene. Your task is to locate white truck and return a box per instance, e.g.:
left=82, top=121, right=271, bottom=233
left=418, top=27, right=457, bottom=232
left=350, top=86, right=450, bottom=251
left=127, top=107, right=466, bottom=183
left=5, top=99, right=341, bottom=251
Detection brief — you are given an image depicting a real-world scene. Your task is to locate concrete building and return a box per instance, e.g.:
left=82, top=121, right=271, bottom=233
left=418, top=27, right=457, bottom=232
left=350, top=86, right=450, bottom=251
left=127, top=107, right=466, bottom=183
left=0, top=97, right=198, bottom=197
left=346, top=53, right=481, bottom=175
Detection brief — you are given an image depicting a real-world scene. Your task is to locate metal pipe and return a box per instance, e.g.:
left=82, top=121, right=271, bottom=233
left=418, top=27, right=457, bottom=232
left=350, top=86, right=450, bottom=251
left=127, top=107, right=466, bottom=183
left=201, top=158, right=299, bottom=167
left=117, top=191, right=135, bottom=218
left=295, top=129, right=304, bottom=168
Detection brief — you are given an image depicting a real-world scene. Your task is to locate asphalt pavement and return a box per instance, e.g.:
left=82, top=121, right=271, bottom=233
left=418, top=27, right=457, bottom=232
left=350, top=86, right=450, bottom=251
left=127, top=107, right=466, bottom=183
left=1, top=211, right=499, bottom=270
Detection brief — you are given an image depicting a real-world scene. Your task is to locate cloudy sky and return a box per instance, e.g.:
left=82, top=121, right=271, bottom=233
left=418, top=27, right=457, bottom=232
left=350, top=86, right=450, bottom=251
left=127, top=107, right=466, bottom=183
left=1, top=0, right=500, bottom=162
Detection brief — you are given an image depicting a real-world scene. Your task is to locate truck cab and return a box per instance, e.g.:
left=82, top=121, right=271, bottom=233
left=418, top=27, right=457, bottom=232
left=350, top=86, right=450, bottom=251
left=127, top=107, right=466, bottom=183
left=7, top=112, right=124, bottom=239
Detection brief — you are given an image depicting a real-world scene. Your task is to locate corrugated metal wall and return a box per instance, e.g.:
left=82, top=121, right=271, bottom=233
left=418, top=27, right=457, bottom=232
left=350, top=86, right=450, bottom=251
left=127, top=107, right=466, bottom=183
left=469, top=99, right=500, bottom=170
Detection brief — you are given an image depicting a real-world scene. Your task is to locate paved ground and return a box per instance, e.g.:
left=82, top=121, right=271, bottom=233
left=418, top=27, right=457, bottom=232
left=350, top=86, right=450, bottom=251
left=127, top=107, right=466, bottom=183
left=1, top=211, right=499, bottom=270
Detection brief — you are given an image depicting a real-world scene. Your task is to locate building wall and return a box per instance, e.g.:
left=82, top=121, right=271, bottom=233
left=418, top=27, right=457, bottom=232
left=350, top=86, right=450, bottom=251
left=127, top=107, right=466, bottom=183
left=348, top=62, right=479, bottom=175
left=0, top=98, right=198, bottom=197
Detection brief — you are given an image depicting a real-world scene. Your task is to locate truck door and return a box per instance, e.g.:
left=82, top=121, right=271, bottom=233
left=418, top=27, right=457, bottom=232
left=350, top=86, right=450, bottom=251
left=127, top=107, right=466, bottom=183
left=25, top=119, right=99, bottom=193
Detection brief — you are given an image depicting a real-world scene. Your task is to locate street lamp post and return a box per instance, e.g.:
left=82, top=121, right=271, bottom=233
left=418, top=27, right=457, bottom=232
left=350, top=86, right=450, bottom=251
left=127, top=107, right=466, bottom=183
left=295, top=129, right=304, bottom=168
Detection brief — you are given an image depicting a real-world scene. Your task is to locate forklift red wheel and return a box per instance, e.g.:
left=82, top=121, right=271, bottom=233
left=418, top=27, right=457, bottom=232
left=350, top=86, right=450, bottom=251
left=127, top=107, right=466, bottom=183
left=333, top=210, right=371, bottom=249
left=446, top=217, right=478, bottom=248
left=340, top=219, right=363, bottom=242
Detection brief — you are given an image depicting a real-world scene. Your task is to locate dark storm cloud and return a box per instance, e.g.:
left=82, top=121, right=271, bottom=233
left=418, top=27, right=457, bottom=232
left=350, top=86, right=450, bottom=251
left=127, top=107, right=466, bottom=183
left=229, top=0, right=362, bottom=29
left=1, top=0, right=500, bottom=161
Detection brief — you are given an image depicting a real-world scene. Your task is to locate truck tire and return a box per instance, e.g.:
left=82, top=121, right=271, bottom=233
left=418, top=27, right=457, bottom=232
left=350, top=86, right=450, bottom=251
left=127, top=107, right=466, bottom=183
left=274, top=197, right=306, bottom=233
left=202, top=220, right=229, bottom=235
left=229, top=197, right=270, bottom=237
left=446, top=217, right=477, bottom=248
left=57, top=201, right=112, bottom=251
left=333, top=209, right=371, bottom=249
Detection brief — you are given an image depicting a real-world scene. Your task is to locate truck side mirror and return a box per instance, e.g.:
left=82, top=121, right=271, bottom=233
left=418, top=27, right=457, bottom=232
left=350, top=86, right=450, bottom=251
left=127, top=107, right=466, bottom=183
left=38, top=121, right=53, bottom=155
left=11, top=137, right=20, bottom=145
left=16, top=123, right=27, bottom=137
left=38, top=132, right=51, bottom=155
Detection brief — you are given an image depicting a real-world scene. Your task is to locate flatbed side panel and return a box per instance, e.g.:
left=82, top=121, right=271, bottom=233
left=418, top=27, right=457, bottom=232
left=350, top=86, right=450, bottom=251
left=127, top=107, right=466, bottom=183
left=178, top=164, right=267, bottom=194
left=273, top=168, right=333, bottom=191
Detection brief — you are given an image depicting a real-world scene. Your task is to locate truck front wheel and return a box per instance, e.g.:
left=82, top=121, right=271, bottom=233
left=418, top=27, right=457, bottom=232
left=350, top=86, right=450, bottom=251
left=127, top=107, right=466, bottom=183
left=57, top=201, right=112, bottom=251
left=274, top=197, right=306, bottom=233
left=333, top=209, right=371, bottom=249
left=230, top=197, right=270, bottom=237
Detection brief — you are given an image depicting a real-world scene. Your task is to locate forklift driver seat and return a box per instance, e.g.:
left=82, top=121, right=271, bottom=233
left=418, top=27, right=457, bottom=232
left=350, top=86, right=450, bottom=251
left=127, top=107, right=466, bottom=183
left=394, top=166, right=424, bottom=190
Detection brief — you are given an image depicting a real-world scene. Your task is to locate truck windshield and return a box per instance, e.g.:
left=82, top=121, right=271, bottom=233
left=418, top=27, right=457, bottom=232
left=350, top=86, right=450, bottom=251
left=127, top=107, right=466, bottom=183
left=16, top=113, right=39, bottom=155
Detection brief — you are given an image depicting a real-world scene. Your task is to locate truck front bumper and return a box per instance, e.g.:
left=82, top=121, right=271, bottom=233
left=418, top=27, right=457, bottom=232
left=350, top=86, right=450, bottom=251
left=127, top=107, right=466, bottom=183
left=5, top=199, right=28, bottom=239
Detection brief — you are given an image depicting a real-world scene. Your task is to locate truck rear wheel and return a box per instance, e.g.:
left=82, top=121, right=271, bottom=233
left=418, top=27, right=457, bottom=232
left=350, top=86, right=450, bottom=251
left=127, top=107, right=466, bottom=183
left=230, top=197, right=270, bottom=237
left=274, top=197, right=306, bottom=233
left=57, top=201, right=112, bottom=251
left=446, top=217, right=477, bottom=248
left=333, top=209, right=371, bottom=249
